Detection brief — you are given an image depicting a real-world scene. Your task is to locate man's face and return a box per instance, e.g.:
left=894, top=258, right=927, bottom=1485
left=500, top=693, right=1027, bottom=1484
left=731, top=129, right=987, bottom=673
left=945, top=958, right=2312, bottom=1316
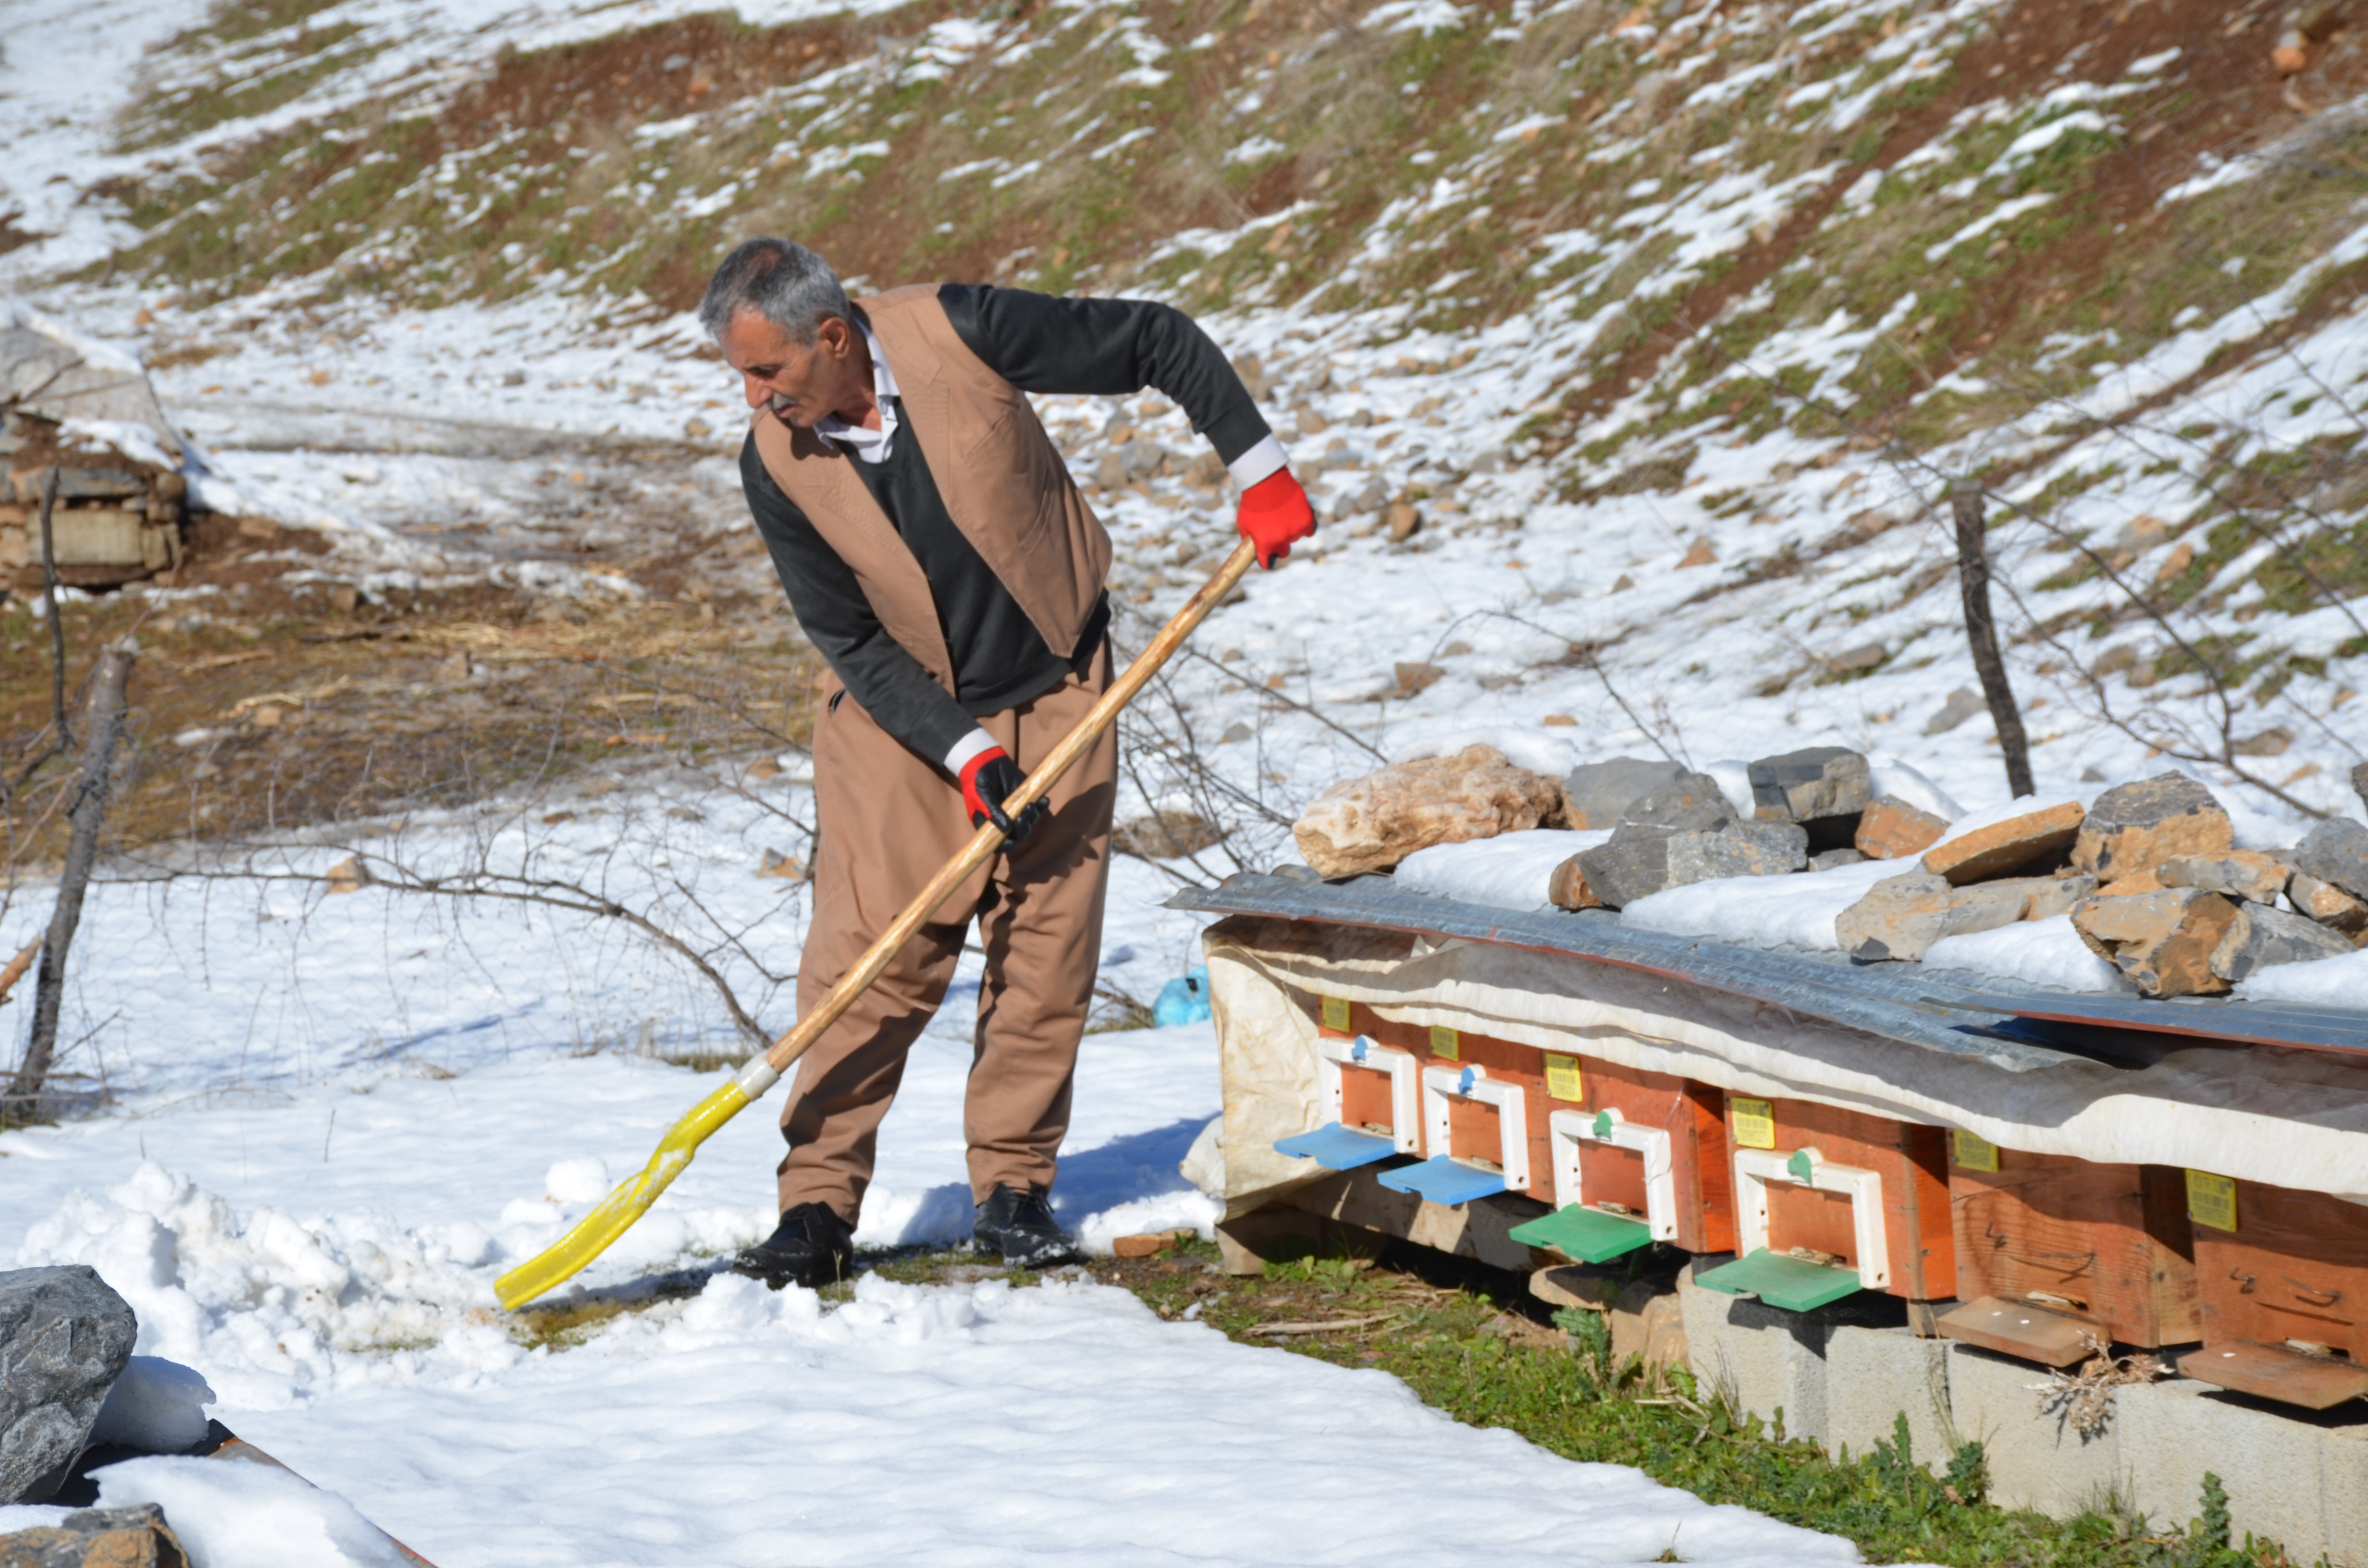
left=718, top=310, right=869, bottom=428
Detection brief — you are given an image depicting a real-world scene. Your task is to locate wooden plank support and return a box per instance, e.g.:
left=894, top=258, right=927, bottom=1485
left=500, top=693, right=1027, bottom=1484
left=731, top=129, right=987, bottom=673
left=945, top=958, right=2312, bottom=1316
left=1945, top=1139, right=2197, bottom=1356
left=1276, top=1165, right=1553, bottom=1273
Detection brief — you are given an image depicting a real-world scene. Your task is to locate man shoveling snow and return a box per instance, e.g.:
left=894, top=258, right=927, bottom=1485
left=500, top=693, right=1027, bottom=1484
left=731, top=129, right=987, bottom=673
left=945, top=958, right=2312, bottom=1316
left=701, top=238, right=1315, bottom=1286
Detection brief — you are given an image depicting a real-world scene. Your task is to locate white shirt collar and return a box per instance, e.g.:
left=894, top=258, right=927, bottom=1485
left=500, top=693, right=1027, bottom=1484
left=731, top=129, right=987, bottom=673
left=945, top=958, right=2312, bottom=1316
left=814, top=318, right=900, bottom=464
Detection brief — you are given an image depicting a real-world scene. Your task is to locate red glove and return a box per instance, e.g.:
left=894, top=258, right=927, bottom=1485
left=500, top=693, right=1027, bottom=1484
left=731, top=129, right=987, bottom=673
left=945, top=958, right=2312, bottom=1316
left=958, top=746, right=1047, bottom=838
left=1236, top=469, right=1317, bottom=569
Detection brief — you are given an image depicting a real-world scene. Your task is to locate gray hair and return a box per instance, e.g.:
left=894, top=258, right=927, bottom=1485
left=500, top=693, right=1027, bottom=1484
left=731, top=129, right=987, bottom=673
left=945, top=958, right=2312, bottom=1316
left=697, top=237, right=852, bottom=345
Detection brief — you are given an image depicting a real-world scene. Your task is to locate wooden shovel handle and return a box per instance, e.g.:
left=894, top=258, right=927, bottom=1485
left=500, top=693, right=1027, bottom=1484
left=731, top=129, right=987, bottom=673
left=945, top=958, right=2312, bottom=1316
left=758, top=538, right=1258, bottom=1078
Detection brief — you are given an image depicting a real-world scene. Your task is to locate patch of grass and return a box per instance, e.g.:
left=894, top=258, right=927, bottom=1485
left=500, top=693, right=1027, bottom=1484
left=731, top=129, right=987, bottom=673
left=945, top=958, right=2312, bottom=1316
left=122, top=7, right=375, bottom=150
left=0, top=569, right=822, bottom=866
left=1080, top=1241, right=2321, bottom=1568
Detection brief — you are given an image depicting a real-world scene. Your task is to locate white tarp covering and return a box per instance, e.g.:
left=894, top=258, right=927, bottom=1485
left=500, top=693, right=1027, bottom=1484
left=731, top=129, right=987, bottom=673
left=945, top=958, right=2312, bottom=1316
left=1205, top=916, right=2368, bottom=1213
left=2, top=300, right=182, bottom=454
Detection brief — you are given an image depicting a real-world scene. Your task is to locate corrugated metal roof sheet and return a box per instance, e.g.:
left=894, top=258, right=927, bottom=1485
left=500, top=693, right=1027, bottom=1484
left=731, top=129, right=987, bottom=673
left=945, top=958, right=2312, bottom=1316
left=1165, top=873, right=2368, bottom=1066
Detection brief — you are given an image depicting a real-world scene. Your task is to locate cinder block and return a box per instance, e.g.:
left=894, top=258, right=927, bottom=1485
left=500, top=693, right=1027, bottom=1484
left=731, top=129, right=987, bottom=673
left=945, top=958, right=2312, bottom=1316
left=1679, top=1270, right=1830, bottom=1443
left=1943, top=1342, right=2128, bottom=1519
left=1677, top=1270, right=1906, bottom=1446
left=1946, top=1343, right=2368, bottom=1564
left=1826, top=1323, right=1953, bottom=1470
left=2117, top=1376, right=2368, bottom=1566
left=1681, top=1273, right=2368, bottom=1563
left=2316, top=1421, right=2368, bottom=1568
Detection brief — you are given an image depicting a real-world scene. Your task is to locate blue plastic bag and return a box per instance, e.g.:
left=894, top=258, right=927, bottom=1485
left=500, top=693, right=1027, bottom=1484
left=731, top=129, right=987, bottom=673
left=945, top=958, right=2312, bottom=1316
left=1152, top=967, right=1212, bottom=1027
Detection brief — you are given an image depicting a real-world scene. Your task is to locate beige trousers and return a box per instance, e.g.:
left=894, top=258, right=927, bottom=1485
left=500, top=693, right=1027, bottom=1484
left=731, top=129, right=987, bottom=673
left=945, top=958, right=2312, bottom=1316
left=777, top=644, right=1115, bottom=1222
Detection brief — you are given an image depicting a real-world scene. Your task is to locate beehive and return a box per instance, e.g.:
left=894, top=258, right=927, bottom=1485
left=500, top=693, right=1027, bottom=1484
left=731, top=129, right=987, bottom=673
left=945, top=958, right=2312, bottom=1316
left=1695, top=1095, right=1952, bottom=1311
left=1271, top=1032, right=1422, bottom=1171
left=2182, top=1173, right=2368, bottom=1409
left=1508, top=1054, right=1735, bottom=1264
left=1936, top=1137, right=2197, bottom=1366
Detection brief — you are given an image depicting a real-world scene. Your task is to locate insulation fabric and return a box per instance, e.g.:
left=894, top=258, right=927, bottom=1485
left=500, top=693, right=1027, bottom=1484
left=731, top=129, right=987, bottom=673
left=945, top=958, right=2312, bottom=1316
left=1203, top=915, right=2368, bottom=1211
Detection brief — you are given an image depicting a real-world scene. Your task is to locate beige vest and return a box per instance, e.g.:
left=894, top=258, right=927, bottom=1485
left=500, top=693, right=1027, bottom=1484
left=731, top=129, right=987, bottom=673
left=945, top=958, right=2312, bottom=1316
left=750, top=286, right=1111, bottom=694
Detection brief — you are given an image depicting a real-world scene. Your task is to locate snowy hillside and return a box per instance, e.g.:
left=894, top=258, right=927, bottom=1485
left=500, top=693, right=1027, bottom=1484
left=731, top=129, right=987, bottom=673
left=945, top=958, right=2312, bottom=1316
left=3, top=0, right=2366, bottom=1560
left=5, top=0, right=2363, bottom=842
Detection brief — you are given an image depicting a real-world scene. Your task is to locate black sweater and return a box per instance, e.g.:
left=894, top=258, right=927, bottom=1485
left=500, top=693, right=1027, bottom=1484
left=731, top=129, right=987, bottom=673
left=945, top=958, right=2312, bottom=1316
left=738, top=284, right=1270, bottom=767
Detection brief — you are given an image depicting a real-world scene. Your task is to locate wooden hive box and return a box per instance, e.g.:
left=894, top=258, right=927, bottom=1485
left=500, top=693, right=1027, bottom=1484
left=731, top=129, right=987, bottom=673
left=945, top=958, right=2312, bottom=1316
left=1695, top=1095, right=1953, bottom=1312
left=1292, top=992, right=1557, bottom=1207
left=2182, top=1173, right=2368, bottom=1409
left=1507, top=1054, right=1737, bottom=1264
left=1936, top=1136, right=2197, bottom=1366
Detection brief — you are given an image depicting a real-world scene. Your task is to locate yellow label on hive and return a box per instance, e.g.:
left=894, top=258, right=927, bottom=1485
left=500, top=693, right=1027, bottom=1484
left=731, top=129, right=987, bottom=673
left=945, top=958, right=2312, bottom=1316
left=1429, top=1025, right=1461, bottom=1061
left=1320, top=995, right=1351, bottom=1033
left=1950, top=1130, right=2001, bottom=1173
left=1730, top=1098, right=1776, bottom=1151
left=2186, top=1169, right=2239, bottom=1233
left=1543, top=1054, right=1584, bottom=1102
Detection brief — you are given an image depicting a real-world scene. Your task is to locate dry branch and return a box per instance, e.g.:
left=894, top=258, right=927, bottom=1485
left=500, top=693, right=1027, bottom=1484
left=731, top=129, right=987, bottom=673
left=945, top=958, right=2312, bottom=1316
left=7, top=638, right=136, bottom=1124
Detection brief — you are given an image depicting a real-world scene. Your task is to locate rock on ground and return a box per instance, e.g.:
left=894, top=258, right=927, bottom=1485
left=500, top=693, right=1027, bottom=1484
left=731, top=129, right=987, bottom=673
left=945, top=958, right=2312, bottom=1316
left=2293, top=817, right=2368, bottom=903
left=1747, top=746, right=1874, bottom=823
left=2071, top=887, right=2244, bottom=998
left=2354, top=761, right=2368, bottom=815
left=2212, top=903, right=2356, bottom=982
left=0, top=1505, right=188, bottom=1568
left=1854, top=796, right=1949, bottom=860
left=1291, top=746, right=1564, bottom=879
left=1835, top=872, right=2095, bottom=963
left=1558, top=757, right=1694, bottom=830
left=2072, top=774, right=2234, bottom=882
left=1671, top=822, right=1808, bottom=882
left=0, top=1516, right=187, bottom=1568
left=1548, top=856, right=1602, bottom=910
left=1576, top=820, right=1806, bottom=908
left=1923, top=687, right=1986, bottom=735
left=0, top=1267, right=138, bottom=1506
left=1922, top=801, right=2084, bottom=884
left=2158, top=850, right=2290, bottom=904
left=1616, top=773, right=1733, bottom=832
left=2290, top=871, right=2368, bottom=937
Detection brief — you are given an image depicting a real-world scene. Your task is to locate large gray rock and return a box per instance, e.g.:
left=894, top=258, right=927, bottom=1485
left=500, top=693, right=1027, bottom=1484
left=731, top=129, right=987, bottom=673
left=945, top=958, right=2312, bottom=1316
left=2293, top=817, right=2368, bottom=902
left=2158, top=849, right=2290, bottom=904
left=1748, top=746, right=1874, bottom=823
left=2072, top=887, right=2243, bottom=998
left=1560, top=757, right=1694, bottom=831
left=1616, top=772, right=1733, bottom=832
left=2212, top=902, right=2357, bottom=982
left=1576, top=830, right=1681, bottom=908
left=1674, top=821, right=1809, bottom=881
left=1291, top=746, right=1565, bottom=878
left=1836, top=872, right=2100, bottom=962
left=2291, top=870, right=2368, bottom=935
left=1837, top=870, right=2026, bottom=962
left=2072, top=773, right=2233, bottom=881
left=0, top=1267, right=138, bottom=1506
left=1575, top=820, right=1807, bottom=907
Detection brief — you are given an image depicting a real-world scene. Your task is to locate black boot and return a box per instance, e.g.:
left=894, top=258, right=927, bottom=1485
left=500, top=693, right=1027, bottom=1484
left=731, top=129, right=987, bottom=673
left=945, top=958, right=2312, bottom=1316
left=731, top=1201, right=854, bottom=1289
left=973, top=1184, right=1081, bottom=1269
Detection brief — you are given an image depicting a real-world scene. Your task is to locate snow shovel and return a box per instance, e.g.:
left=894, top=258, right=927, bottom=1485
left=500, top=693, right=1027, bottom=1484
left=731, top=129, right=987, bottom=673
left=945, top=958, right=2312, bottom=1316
left=496, top=538, right=1258, bottom=1309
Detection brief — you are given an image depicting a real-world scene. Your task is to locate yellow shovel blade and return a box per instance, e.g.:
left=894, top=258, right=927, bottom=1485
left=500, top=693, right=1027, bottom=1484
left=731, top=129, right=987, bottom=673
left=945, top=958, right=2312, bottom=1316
left=494, top=1077, right=752, bottom=1310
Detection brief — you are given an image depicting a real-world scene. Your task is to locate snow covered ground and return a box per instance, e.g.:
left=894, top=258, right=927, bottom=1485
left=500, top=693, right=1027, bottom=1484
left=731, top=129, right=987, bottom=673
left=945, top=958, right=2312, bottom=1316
left=1, top=794, right=1907, bottom=1567
left=5, top=1, right=2365, bottom=1559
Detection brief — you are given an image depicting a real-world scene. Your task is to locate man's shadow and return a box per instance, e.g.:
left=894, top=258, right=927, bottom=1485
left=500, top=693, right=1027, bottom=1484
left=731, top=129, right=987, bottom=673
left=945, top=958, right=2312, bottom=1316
left=888, top=1114, right=1213, bottom=1246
